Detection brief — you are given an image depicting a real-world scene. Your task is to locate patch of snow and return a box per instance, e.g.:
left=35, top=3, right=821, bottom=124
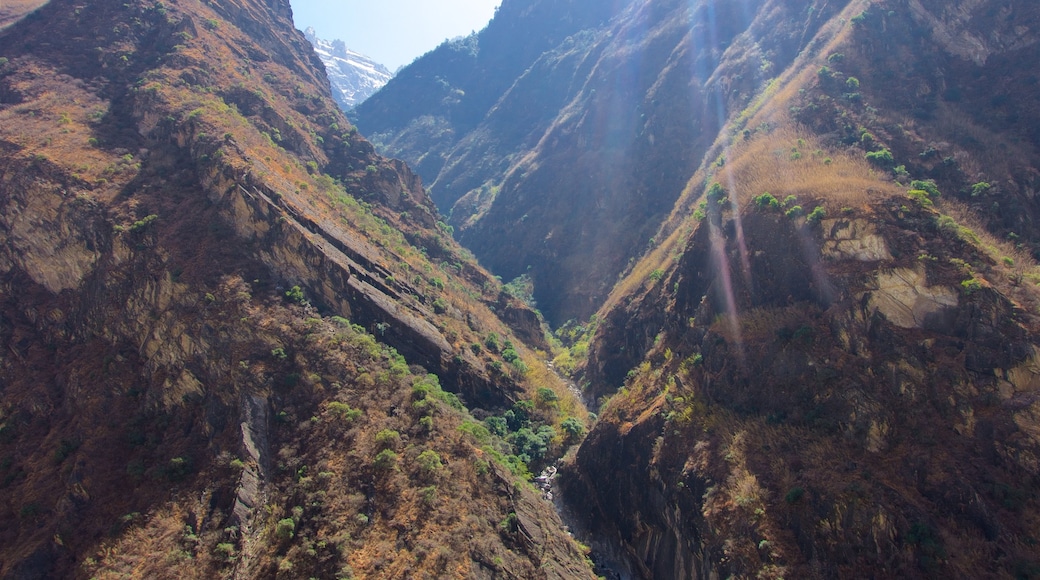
left=304, top=27, right=392, bottom=111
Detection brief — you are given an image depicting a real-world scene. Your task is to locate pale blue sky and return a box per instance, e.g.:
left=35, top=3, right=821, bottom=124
left=291, top=0, right=502, bottom=71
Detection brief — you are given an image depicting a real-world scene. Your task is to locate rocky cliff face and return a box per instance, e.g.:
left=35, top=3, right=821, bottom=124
left=563, top=0, right=1040, bottom=578
left=353, top=0, right=854, bottom=325
left=303, top=28, right=391, bottom=111
left=0, top=0, right=593, bottom=578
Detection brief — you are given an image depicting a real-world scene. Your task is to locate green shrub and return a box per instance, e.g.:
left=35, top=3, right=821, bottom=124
left=432, top=297, right=448, bottom=314
left=536, top=387, right=558, bottom=405
left=128, top=214, right=158, bottom=232
left=374, top=429, right=401, bottom=450
left=19, top=503, right=40, bottom=519
left=932, top=219, right=957, bottom=239
left=907, top=190, right=933, bottom=207
left=373, top=449, right=398, bottom=470
left=865, top=148, right=894, bottom=167
left=971, top=182, right=992, bottom=197
left=753, top=192, right=780, bottom=210
left=215, top=542, right=236, bottom=560
left=499, top=512, right=518, bottom=532
left=166, top=456, right=192, bottom=481
left=275, top=518, right=295, bottom=540
left=284, top=285, right=306, bottom=304
left=906, top=522, right=946, bottom=571
left=782, top=195, right=797, bottom=207
left=785, top=205, right=804, bottom=218
left=53, top=439, right=80, bottom=463
left=561, top=417, right=585, bottom=441
left=419, top=485, right=437, bottom=506
left=416, top=450, right=443, bottom=475
left=326, top=401, right=362, bottom=421
left=806, top=206, right=826, bottom=224
left=484, top=333, right=501, bottom=353
left=485, top=416, right=508, bottom=437
left=910, top=179, right=941, bottom=199
left=961, top=277, right=983, bottom=295
left=706, top=182, right=727, bottom=203
left=509, top=425, right=556, bottom=463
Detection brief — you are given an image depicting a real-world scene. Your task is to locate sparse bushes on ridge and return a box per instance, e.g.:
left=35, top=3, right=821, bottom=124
left=707, top=182, right=727, bottom=204
left=326, top=401, right=362, bottom=421
left=561, top=417, right=585, bottom=441
left=374, top=429, right=401, bottom=450
left=416, top=450, right=443, bottom=476
left=971, top=182, right=992, bottom=197
left=910, top=179, right=940, bottom=198
left=753, top=192, right=780, bottom=210
left=865, top=148, right=894, bottom=168
left=373, top=449, right=398, bottom=470
left=711, top=127, right=902, bottom=211
left=907, top=189, right=933, bottom=207
left=275, top=518, right=295, bottom=540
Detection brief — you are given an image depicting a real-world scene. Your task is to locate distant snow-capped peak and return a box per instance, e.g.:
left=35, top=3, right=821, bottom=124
left=304, top=27, right=392, bottom=111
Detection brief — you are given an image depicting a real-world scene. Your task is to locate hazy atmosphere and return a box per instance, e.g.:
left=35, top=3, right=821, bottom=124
left=290, top=0, right=501, bottom=70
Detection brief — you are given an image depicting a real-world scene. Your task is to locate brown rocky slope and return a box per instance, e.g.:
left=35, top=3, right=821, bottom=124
left=0, top=0, right=593, bottom=578
left=564, top=0, right=1040, bottom=578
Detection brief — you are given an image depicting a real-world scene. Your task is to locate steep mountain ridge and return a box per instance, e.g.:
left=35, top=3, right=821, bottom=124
left=356, top=0, right=1040, bottom=577
left=303, top=28, right=391, bottom=111
left=355, top=0, right=849, bottom=325
left=564, top=0, right=1040, bottom=577
left=0, top=0, right=594, bottom=577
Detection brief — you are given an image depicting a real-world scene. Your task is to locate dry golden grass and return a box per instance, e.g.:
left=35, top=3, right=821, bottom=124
left=0, top=62, right=133, bottom=195
left=716, top=125, right=903, bottom=210
left=85, top=503, right=220, bottom=579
